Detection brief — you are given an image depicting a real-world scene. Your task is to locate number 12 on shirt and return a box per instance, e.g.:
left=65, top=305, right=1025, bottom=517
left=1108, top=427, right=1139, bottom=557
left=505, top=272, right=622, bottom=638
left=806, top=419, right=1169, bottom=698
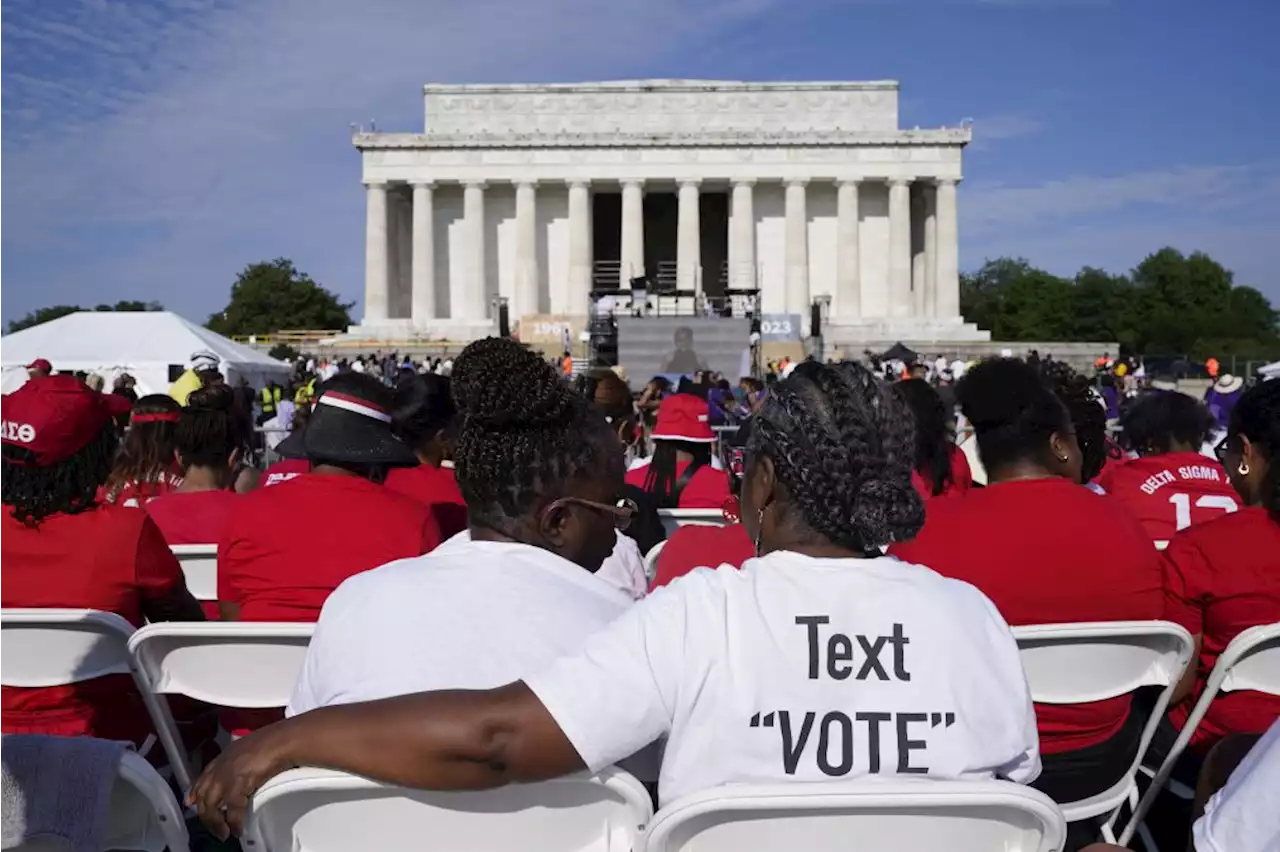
left=1168, top=493, right=1239, bottom=532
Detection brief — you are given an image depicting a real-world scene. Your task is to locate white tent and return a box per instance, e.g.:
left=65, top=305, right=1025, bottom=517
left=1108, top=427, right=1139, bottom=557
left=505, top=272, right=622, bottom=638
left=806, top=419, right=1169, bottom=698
left=1, top=311, right=291, bottom=395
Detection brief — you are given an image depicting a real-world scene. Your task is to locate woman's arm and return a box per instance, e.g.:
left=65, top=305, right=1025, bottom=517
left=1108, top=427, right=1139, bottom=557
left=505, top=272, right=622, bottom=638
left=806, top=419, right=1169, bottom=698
left=192, top=682, right=582, bottom=840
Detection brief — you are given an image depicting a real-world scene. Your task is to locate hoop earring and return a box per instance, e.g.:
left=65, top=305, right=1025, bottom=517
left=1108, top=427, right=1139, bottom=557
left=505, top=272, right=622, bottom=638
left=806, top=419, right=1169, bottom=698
left=1238, top=461, right=1251, bottom=476
left=754, top=507, right=766, bottom=557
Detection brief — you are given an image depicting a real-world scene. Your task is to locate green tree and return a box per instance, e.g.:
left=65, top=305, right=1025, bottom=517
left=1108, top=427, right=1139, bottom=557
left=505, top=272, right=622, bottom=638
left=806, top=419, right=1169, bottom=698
left=6, top=300, right=163, bottom=334
left=959, top=258, right=1074, bottom=340
left=207, top=258, right=352, bottom=337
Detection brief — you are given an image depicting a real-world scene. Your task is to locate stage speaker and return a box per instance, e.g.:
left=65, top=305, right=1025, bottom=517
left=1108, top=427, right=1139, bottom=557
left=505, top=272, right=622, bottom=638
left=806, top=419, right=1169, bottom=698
left=810, top=303, right=822, bottom=338
left=498, top=301, right=511, bottom=338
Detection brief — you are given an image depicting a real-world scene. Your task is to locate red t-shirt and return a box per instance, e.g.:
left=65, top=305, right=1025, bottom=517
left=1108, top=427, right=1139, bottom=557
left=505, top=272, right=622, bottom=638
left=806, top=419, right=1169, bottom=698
left=652, top=523, right=754, bottom=590
left=1162, top=507, right=1280, bottom=750
left=911, top=445, right=974, bottom=501
left=625, top=460, right=733, bottom=510
left=147, top=489, right=240, bottom=619
left=890, top=477, right=1165, bottom=754
left=218, top=474, right=441, bottom=622
left=262, top=458, right=310, bottom=487
left=384, top=464, right=469, bottom=539
left=98, top=472, right=184, bottom=507
left=1096, top=452, right=1240, bottom=545
left=1, top=506, right=186, bottom=746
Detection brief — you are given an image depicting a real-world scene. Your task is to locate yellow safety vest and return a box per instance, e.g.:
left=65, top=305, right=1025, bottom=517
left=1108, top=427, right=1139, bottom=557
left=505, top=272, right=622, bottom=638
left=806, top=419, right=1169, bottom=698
left=295, top=379, right=316, bottom=405
left=260, top=386, right=281, bottom=415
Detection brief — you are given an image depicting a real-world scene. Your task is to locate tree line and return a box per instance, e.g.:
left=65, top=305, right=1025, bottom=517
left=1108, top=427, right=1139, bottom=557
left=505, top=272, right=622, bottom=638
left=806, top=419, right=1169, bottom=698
left=961, top=248, right=1279, bottom=359
left=7, top=250, right=1278, bottom=361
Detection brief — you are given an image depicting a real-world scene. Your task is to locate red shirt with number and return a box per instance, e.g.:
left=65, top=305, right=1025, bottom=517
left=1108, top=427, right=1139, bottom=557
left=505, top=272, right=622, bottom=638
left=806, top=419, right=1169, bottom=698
left=1096, top=452, right=1239, bottom=545
left=890, top=477, right=1164, bottom=754
left=1, top=506, right=186, bottom=746
left=625, top=460, right=733, bottom=510
left=262, top=457, right=309, bottom=487
left=1161, top=507, right=1280, bottom=751
left=384, top=464, right=469, bottom=539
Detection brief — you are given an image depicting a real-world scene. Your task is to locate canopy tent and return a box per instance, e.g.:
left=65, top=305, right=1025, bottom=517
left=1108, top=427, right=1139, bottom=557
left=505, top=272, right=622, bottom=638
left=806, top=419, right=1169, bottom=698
left=1, top=311, right=291, bottom=395
left=881, top=342, right=918, bottom=363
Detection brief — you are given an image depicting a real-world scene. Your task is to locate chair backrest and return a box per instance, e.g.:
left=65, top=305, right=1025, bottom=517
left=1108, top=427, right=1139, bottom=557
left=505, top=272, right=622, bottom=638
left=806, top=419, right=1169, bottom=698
left=657, top=509, right=727, bottom=537
left=104, top=751, right=191, bottom=852
left=642, top=780, right=1066, bottom=852
left=170, top=544, right=218, bottom=602
left=127, top=622, right=314, bottom=708
left=242, top=767, right=654, bottom=852
left=1012, top=621, right=1193, bottom=705
left=0, top=609, right=137, bottom=687
left=644, top=540, right=667, bottom=583
left=1118, top=621, right=1280, bottom=844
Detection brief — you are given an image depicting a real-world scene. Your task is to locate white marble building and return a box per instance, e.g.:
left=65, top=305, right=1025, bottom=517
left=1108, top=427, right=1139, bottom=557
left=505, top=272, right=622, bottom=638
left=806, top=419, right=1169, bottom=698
left=351, top=80, right=989, bottom=344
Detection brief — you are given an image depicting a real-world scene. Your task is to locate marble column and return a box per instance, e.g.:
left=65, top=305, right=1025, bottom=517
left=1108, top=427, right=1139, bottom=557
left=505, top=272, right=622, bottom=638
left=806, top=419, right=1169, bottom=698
left=395, top=191, right=413, bottom=318
left=460, top=181, right=486, bottom=320
left=568, top=180, right=592, bottom=315
left=888, top=178, right=913, bottom=318
left=935, top=179, right=961, bottom=319
left=620, top=180, right=645, bottom=288
left=362, top=181, right=389, bottom=323
left=785, top=179, right=809, bottom=323
left=911, top=191, right=926, bottom=319
left=514, top=181, right=539, bottom=320
left=410, top=182, right=435, bottom=324
left=730, top=180, right=756, bottom=291
left=924, top=185, right=937, bottom=319
left=836, top=179, right=861, bottom=319
left=677, top=179, right=701, bottom=294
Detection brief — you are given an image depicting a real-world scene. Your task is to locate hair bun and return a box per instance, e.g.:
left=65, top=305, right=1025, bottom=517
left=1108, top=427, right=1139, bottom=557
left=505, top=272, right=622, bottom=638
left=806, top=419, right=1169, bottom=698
left=852, top=479, right=924, bottom=546
left=957, top=358, right=1044, bottom=430
left=185, top=384, right=234, bottom=413
left=452, top=337, right=575, bottom=429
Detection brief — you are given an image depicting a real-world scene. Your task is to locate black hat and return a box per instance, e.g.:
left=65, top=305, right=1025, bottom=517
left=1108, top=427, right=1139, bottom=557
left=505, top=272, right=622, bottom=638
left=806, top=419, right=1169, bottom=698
left=276, top=387, right=417, bottom=467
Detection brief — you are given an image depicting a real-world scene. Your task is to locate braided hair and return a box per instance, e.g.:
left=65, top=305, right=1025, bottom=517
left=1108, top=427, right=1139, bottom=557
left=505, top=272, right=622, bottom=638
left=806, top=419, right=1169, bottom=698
left=1043, top=362, right=1108, bottom=482
left=1230, top=379, right=1280, bottom=520
left=958, top=358, right=1073, bottom=478
left=176, top=384, right=243, bottom=473
left=1120, top=390, right=1215, bottom=457
left=749, top=360, right=923, bottom=551
left=894, top=378, right=954, bottom=497
left=103, top=393, right=181, bottom=501
left=3, top=427, right=118, bottom=527
left=451, top=337, right=617, bottom=528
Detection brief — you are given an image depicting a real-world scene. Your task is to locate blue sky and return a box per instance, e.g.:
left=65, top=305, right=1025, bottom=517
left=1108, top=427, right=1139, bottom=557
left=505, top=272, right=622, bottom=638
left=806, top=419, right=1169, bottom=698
left=3, top=0, right=1278, bottom=327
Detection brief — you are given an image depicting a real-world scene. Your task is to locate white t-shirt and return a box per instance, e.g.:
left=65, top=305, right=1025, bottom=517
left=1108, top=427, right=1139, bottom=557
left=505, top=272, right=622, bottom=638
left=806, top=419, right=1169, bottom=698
left=595, top=531, right=648, bottom=601
left=287, top=534, right=635, bottom=716
left=1193, top=719, right=1280, bottom=852
left=525, top=551, right=1040, bottom=805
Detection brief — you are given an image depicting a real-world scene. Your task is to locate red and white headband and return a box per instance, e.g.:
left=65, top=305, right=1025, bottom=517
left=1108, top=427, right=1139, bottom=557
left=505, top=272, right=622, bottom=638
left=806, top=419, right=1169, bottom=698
left=317, top=391, right=391, bottom=423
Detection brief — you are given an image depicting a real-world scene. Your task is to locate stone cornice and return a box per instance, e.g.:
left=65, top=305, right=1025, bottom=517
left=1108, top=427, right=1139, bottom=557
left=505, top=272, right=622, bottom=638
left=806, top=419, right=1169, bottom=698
left=354, top=128, right=972, bottom=150
left=421, top=80, right=900, bottom=95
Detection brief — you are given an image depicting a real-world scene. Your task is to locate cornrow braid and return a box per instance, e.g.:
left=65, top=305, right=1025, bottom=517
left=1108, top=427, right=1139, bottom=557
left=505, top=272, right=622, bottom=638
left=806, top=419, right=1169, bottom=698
left=1230, top=380, right=1280, bottom=521
left=750, top=360, right=924, bottom=551
left=451, top=337, right=616, bottom=527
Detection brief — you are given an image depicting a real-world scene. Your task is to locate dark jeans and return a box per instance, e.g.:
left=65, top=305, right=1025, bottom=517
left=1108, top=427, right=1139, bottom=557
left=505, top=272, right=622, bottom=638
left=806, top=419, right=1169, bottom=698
left=1031, top=698, right=1146, bottom=804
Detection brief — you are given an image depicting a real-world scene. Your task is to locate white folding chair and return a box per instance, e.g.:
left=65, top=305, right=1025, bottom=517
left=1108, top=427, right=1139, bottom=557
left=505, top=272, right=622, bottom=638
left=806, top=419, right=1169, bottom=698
left=241, top=766, right=653, bottom=852
left=170, top=544, right=218, bottom=602
left=641, top=780, right=1066, bottom=852
left=1119, top=621, right=1280, bottom=846
left=1012, top=621, right=1194, bottom=843
left=127, top=622, right=314, bottom=787
left=656, top=509, right=727, bottom=537
left=0, top=609, right=191, bottom=792
left=103, top=750, right=192, bottom=852
left=644, top=540, right=667, bottom=583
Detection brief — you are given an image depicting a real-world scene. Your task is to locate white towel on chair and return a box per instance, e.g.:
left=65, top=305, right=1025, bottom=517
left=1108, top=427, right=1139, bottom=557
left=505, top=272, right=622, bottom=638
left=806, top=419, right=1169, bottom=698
left=1, top=734, right=126, bottom=852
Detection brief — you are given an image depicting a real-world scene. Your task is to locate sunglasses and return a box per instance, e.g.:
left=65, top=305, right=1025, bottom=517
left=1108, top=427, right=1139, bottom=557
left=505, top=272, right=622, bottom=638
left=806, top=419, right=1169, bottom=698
left=546, top=496, right=638, bottom=531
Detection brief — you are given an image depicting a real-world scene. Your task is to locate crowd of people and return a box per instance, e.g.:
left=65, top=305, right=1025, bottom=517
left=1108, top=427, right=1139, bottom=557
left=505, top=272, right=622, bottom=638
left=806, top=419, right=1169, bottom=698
left=2, top=339, right=1277, bottom=852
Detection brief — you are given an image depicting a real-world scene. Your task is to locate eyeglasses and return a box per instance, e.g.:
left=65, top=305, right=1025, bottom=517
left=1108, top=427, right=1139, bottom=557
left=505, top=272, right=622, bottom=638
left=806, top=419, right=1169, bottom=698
left=548, top=496, right=638, bottom=531
left=1213, top=435, right=1237, bottom=464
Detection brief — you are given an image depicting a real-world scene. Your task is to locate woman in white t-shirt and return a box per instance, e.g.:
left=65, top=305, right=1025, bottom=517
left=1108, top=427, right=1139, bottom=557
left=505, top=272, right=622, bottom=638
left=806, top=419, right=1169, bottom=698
left=192, top=360, right=1040, bottom=839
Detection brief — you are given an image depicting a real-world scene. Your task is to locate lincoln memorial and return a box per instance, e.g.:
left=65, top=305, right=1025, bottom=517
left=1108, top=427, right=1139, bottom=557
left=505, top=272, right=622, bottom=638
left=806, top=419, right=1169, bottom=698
left=349, top=79, right=989, bottom=347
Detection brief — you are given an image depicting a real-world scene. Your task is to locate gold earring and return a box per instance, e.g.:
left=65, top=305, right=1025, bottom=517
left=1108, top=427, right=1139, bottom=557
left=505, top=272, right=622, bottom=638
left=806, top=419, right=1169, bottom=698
left=1239, top=461, right=1251, bottom=476
left=754, top=507, right=766, bottom=556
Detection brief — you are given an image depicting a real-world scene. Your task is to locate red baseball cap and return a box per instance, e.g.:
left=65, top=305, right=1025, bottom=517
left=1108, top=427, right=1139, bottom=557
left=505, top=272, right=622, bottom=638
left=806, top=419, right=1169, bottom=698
left=2, top=375, right=132, bottom=467
left=25, top=358, right=52, bottom=373
left=652, top=393, right=716, bottom=443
